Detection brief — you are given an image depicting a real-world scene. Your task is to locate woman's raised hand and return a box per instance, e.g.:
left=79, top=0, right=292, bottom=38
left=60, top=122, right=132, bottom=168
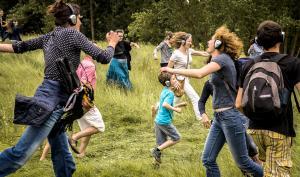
left=106, top=31, right=119, bottom=48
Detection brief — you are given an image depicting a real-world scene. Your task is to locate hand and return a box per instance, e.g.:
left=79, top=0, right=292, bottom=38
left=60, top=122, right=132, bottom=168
left=160, top=67, right=172, bottom=73
left=174, top=107, right=182, bottom=113
left=153, top=54, right=158, bottom=60
left=106, top=31, right=119, bottom=48
left=201, top=113, right=211, bottom=129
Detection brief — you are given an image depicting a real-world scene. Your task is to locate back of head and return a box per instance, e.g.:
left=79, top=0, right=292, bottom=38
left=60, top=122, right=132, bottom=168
left=158, top=72, right=172, bottom=87
left=170, top=31, right=191, bottom=49
left=213, top=25, right=243, bottom=60
left=165, top=31, right=173, bottom=40
left=47, top=0, right=80, bottom=27
left=256, top=20, right=283, bottom=50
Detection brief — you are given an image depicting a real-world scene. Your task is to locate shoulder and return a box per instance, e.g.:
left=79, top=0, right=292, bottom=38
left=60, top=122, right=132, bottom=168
left=212, top=53, right=232, bottom=67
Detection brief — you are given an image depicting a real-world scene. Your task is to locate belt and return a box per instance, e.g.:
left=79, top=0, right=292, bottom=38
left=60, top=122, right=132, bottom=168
left=214, top=106, right=233, bottom=112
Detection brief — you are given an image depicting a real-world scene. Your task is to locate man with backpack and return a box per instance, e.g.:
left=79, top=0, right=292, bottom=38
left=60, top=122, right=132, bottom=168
left=236, top=20, right=300, bottom=177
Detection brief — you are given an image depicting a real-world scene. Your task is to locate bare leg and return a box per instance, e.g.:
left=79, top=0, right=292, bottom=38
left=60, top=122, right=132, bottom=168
left=40, top=141, right=50, bottom=161
left=157, top=140, right=179, bottom=151
left=76, top=136, right=91, bottom=158
left=72, top=127, right=99, bottom=141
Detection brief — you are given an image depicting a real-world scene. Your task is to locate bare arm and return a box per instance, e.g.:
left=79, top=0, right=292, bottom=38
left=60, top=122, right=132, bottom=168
left=0, top=44, right=14, bottom=53
left=235, top=87, right=243, bottom=111
left=167, top=60, right=175, bottom=68
left=191, top=50, right=210, bottom=57
left=162, top=61, right=221, bottom=79
left=162, top=102, right=181, bottom=113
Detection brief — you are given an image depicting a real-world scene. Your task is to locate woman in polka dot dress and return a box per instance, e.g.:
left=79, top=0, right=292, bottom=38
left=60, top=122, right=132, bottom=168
left=0, top=0, right=119, bottom=176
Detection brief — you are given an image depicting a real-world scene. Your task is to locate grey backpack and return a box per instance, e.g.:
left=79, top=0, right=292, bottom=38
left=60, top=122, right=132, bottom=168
left=241, top=54, right=289, bottom=121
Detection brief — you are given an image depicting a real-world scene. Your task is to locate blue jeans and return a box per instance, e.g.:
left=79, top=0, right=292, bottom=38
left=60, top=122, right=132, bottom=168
left=201, top=108, right=263, bottom=177
left=0, top=80, right=75, bottom=177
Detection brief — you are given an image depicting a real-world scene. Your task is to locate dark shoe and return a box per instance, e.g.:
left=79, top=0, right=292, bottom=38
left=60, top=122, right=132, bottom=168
left=68, top=137, right=80, bottom=154
left=151, top=148, right=161, bottom=163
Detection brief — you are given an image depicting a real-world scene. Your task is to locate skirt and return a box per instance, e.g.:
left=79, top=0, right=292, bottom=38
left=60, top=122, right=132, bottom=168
left=106, top=58, right=132, bottom=89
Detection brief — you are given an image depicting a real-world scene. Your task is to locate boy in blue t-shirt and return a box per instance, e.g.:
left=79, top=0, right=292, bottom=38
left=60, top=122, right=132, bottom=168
left=151, top=72, right=183, bottom=164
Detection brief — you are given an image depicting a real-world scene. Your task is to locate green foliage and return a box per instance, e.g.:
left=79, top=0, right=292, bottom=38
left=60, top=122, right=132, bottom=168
left=0, top=38, right=300, bottom=176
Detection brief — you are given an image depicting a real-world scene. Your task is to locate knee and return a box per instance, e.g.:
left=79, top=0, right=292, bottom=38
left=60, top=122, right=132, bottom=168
left=202, top=155, right=215, bottom=168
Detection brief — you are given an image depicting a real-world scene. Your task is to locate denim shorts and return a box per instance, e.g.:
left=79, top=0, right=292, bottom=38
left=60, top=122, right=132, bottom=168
left=155, top=122, right=180, bottom=145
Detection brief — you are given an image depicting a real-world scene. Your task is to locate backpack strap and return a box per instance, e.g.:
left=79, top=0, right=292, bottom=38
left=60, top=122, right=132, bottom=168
left=292, top=90, right=300, bottom=113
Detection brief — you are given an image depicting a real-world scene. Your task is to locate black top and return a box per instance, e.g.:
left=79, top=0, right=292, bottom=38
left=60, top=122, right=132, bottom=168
left=12, top=26, right=114, bottom=81
left=239, top=52, right=300, bottom=137
left=113, top=40, right=131, bottom=59
left=198, top=80, right=213, bottom=115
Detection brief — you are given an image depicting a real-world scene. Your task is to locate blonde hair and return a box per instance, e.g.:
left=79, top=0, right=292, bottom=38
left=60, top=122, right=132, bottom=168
left=213, top=26, right=243, bottom=59
left=170, top=32, right=191, bottom=49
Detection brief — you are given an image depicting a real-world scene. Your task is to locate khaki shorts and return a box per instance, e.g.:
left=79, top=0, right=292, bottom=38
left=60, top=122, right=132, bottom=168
left=248, top=129, right=292, bottom=177
left=77, top=106, right=105, bottom=132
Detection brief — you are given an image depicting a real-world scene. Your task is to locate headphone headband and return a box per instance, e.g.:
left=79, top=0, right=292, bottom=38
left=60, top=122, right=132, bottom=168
left=66, top=3, right=77, bottom=25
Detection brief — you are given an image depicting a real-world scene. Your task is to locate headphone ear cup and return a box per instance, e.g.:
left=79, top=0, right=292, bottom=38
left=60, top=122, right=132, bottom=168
left=214, top=40, right=222, bottom=49
left=280, top=31, right=285, bottom=43
left=181, top=40, right=185, bottom=45
left=69, top=14, right=77, bottom=25
left=165, top=81, right=170, bottom=87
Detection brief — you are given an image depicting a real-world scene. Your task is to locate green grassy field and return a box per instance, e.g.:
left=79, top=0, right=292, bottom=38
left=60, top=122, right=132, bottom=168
left=0, top=39, right=300, bottom=177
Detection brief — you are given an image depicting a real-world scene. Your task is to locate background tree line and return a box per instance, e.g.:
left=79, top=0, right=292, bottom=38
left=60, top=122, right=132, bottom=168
left=1, top=0, right=299, bottom=56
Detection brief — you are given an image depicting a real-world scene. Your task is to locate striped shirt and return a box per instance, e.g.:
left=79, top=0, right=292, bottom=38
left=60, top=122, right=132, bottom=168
left=12, top=26, right=114, bottom=81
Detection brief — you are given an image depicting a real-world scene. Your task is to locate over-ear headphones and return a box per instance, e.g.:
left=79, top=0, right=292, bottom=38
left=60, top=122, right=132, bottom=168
left=165, top=80, right=170, bottom=87
left=279, top=31, right=285, bottom=43
left=66, top=3, right=77, bottom=25
left=255, top=31, right=285, bottom=45
left=214, top=39, right=222, bottom=49
left=181, top=33, right=192, bottom=46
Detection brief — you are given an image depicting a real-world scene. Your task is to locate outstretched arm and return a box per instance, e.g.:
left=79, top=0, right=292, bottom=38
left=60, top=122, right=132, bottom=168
left=191, top=50, right=210, bottom=57
left=162, top=62, right=221, bottom=79
left=162, top=102, right=181, bottom=113
left=0, top=44, right=14, bottom=53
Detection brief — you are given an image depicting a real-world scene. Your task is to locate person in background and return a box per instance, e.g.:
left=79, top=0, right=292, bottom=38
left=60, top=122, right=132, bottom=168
left=153, top=31, right=173, bottom=67
left=106, top=29, right=139, bottom=90
left=167, top=31, right=209, bottom=121
left=247, top=38, right=263, bottom=58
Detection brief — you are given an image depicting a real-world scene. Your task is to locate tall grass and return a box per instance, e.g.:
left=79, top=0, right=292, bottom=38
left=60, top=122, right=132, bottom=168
left=0, top=40, right=299, bottom=177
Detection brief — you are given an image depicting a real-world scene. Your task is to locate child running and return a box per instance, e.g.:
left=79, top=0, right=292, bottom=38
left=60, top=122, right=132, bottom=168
left=151, top=72, right=183, bottom=164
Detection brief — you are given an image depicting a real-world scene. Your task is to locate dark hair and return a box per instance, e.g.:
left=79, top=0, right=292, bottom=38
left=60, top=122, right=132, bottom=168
left=158, top=72, right=172, bottom=86
left=256, top=20, right=283, bottom=50
left=205, top=55, right=212, bottom=64
left=165, top=31, right=173, bottom=40
left=47, top=0, right=80, bottom=26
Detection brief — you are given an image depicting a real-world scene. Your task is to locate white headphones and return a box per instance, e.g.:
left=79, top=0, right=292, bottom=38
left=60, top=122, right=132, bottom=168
left=214, top=39, right=222, bottom=49
left=165, top=80, right=170, bottom=87
left=66, top=3, right=77, bottom=25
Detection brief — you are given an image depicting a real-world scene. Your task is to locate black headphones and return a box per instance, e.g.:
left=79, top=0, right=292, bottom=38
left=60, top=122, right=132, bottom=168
left=255, top=31, right=285, bottom=45
left=66, top=3, right=77, bottom=25
left=214, top=39, right=222, bottom=49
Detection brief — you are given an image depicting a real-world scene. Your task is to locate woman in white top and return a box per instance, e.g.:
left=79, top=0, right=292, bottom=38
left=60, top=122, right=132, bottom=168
left=168, top=32, right=209, bottom=121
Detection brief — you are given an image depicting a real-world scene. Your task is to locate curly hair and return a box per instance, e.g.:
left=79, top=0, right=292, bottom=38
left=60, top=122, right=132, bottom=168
left=170, top=32, right=191, bottom=49
left=213, top=26, right=243, bottom=60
